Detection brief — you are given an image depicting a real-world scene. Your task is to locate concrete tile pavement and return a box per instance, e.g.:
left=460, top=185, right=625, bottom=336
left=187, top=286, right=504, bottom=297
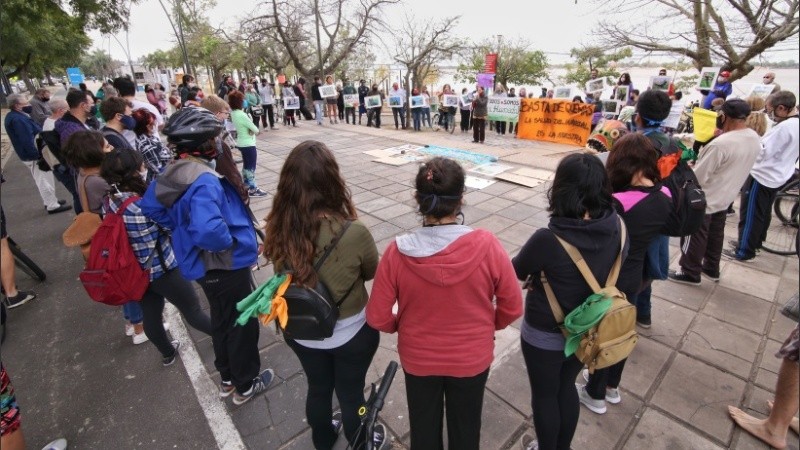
left=151, top=119, right=800, bottom=449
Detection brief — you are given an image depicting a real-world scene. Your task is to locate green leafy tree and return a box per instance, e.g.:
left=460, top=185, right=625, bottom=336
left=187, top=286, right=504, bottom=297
left=562, top=46, right=632, bottom=87
left=80, top=49, right=122, bottom=79
left=456, top=38, right=548, bottom=89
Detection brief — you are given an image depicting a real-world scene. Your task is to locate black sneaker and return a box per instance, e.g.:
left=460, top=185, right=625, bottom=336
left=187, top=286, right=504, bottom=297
left=668, top=270, right=701, bottom=285
left=44, top=200, right=68, bottom=210
left=728, top=240, right=760, bottom=254
left=722, top=248, right=754, bottom=263
left=331, top=410, right=343, bottom=435
left=701, top=269, right=720, bottom=282
left=4, top=290, right=36, bottom=309
left=373, top=423, right=387, bottom=449
left=636, top=316, right=652, bottom=329
left=47, top=204, right=71, bottom=214
left=162, top=340, right=181, bottom=366
left=233, top=369, right=275, bottom=406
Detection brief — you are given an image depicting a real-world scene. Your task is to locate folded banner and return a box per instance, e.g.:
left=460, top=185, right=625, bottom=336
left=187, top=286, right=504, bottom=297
left=477, top=73, right=495, bottom=89
left=517, top=99, right=594, bottom=146
left=488, top=96, right=521, bottom=122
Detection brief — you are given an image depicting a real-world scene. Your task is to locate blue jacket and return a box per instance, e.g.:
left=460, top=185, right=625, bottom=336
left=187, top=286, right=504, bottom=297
left=139, top=158, right=258, bottom=280
left=702, top=81, right=733, bottom=109
left=4, top=110, right=42, bottom=161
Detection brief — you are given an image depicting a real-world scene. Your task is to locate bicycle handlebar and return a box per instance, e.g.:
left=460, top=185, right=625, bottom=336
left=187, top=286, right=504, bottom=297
left=364, top=361, right=398, bottom=450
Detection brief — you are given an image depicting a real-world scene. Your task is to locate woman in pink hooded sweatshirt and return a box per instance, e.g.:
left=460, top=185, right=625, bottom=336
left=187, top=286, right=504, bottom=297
left=367, top=157, right=522, bottom=450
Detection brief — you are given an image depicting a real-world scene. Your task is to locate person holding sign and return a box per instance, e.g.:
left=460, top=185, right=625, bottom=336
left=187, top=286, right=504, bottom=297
left=366, top=84, right=384, bottom=129
left=389, top=82, right=407, bottom=130
left=343, top=81, right=357, bottom=125
left=411, top=88, right=423, bottom=131
left=472, top=86, right=488, bottom=144
left=701, top=70, right=733, bottom=110
left=324, top=75, right=339, bottom=125
left=282, top=81, right=297, bottom=127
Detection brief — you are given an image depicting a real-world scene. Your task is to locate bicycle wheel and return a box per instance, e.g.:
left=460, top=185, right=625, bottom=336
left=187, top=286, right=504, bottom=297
left=762, top=192, right=799, bottom=256
left=775, top=181, right=799, bottom=226
left=7, top=237, right=46, bottom=281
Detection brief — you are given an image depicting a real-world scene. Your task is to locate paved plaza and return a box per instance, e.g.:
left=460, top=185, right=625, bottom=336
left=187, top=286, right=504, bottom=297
left=1, top=109, right=798, bottom=449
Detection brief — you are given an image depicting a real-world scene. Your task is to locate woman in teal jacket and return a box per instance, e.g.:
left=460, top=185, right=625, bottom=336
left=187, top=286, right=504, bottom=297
left=228, top=90, right=266, bottom=197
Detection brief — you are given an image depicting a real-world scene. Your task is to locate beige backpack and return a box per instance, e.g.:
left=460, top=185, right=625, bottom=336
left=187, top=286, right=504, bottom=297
left=542, top=222, right=638, bottom=374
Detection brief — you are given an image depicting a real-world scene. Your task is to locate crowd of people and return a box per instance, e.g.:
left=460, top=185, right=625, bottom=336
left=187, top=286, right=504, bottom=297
left=1, top=66, right=798, bottom=450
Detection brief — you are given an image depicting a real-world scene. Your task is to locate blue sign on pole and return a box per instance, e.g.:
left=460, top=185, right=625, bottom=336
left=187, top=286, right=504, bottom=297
left=66, top=67, right=84, bottom=86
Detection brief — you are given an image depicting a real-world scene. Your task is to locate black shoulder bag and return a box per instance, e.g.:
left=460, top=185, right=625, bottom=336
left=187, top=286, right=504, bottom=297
left=281, top=220, right=355, bottom=340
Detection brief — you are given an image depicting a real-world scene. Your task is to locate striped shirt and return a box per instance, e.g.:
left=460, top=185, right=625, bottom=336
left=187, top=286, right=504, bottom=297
left=104, top=192, right=177, bottom=281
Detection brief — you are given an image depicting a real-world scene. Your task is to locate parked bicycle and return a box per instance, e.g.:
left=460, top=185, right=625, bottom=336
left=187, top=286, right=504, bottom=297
left=433, top=107, right=456, bottom=134
left=8, top=236, right=46, bottom=282
left=762, top=170, right=799, bottom=256
left=346, top=360, right=398, bottom=450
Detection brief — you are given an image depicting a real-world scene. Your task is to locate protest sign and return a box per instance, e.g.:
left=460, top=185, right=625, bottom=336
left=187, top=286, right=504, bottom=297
left=477, top=73, right=495, bottom=89
left=484, top=53, right=498, bottom=73
left=365, top=95, right=382, bottom=108
left=410, top=95, right=425, bottom=108
left=442, top=95, right=459, bottom=107
left=516, top=99, right=595, bottom=146
left=697, top=67, right=720, bottom=90
left=318, top=84, right=337, bottom=98
left=748, top=84, right=774, bottom=100
left=553, top=86, right=573, bottom=99
left=662, top=101, right=684, bottom=129
left=283, top=96, right=300, bottom=110
left=649, top=76, right=672, bottom=91
left=488, top=96, right=521, bottom=122
left=343, top=94, right=359, bottom=107
left=388, top=96, right=403, bottom=107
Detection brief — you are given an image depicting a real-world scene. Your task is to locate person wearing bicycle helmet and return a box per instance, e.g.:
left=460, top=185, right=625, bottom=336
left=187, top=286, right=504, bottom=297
left=140, top=107, right=275, bottom=406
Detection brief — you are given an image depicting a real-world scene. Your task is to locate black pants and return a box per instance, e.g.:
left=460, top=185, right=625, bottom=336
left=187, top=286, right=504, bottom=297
left=344, top=107, right=356, bottom=124
left=299, top=102, right=313, bottom=120
left=404, top=367, right=489, bottom=450
left=473, top=118, right=486, bottom=143
left=392, top=106, right=406, bottom=128
left=736, top=176, right=779, bottom=259
left=495, top=121, right=506, bottom=135
left=197, top=268, right=260, bottom=393
left=251, top=112, right=261, bottom=127
left=141, top=268, right=213, bottom=357
left=521, top=340, right=584, bottom=450
left=367, top=109, right=381, bottom=128
left=460, top=109, right=471, bottom=131
left=286, top=324, right=379, bottom=450
left=284, top=109, right=296, bottom=126
left=260, top=104, right=275, bottom=128
left=679, top=211, right=727, bottom=277
left=586, top=359, right=627, bottom=400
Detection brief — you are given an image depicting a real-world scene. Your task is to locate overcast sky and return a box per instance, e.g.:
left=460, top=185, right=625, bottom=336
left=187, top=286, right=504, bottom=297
left=89, top=0, right=798, bottom=65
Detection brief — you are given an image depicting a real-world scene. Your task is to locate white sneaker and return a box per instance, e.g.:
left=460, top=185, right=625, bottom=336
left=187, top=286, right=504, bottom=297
left=125, top=323, right=134, bottom=336
left=582, top=369, right=622, bottom=404
left=41, top=438, right=68, bottom=450
left=576, top=383, right=607, bottom=414
left=132, top=332, right=149, bottom=345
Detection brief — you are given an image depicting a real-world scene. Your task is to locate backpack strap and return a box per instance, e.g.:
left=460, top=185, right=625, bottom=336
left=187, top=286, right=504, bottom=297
left=541, top=216, right=626, bottom=330
left=551, top=217, right=627, bottom=293
left=313, top=220, right=352, bottom=271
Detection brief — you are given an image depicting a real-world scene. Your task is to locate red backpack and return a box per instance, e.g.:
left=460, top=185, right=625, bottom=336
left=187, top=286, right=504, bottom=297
left=79, top=196, right=150, bottom=305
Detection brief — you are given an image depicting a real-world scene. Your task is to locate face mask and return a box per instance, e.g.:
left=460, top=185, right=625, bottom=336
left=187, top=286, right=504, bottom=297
left=140, top=168, right=148, bottom=182
left=716, top=115, right=725, bottom=129
left=21, top=105, right=33, bottom=114
left=717, top=77, right=727, bottom=83
left=120, top=114, right=136, bottom=130
left=43, top=97, right=51, bottom=102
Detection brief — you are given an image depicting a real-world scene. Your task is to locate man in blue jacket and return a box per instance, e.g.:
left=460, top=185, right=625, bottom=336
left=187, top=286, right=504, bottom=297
left=140, top=107, right=273, bottom=406
left=3, top=94, right=70, bottom=214
left=702, top=70, right=733, bottom=110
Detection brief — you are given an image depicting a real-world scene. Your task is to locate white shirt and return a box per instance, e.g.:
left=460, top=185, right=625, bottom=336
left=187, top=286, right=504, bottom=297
left=122, top=98, right=164, bottom=146
left=750, top=117, right=799, bottom=188
left=42, top=117, right=57, bottom=131
left=258, top=85, right=274, bottom=105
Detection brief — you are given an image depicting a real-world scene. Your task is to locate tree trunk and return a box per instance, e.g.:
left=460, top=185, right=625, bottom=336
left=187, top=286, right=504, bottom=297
left=21, top=68, right=35, bottom=93
left=45, top=69, right=54, bottom=86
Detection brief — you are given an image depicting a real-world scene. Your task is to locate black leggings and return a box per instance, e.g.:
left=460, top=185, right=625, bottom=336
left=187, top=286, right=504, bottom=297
left=521, top=339, right=584, bottom=450
left=586, top=359, right=626, bottom=400
left=141, top=269, right=213, bottom=357
left=286, top=323, right=379, bottom=450
left=404, top=368, right=490, bottom=450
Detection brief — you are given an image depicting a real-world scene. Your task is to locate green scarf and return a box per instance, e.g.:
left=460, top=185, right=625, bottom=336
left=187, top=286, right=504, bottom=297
left=563, top=293, right=612, bottom=357
left=235, top=273, right=288, bottom=326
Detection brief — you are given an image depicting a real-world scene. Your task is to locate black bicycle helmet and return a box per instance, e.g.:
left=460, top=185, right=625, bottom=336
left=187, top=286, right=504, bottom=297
left=163, top=107, right=224, bottom=152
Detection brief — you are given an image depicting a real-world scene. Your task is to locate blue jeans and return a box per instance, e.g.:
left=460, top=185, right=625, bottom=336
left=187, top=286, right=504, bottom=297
left=422, top=107, right=431, bottom=127
left=314, top=101, right=324, bottom=124
left=412, top=108, right=422, bottom=130
left=122, top=301, right=143, bottom=324
left=635, top=235, right=670, bottom=319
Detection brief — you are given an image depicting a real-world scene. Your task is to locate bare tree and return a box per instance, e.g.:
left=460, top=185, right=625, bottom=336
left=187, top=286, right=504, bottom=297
left=388, top=14, right=463, bottom=123
left=251, top=0, right=397, bottom=80
left=596, top=0, right=799, bottom=80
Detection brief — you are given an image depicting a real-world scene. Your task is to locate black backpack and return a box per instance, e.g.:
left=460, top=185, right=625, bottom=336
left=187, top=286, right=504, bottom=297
left=662, top=159, right=706, bottom=237
left=281, top=221, right=355, bottom=340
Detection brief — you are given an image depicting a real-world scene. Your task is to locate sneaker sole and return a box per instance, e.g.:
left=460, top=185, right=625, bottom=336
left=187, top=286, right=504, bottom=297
left=668, top=277, right=701, bottom=286
left=701, top=272, right=720, bottom=282
left=219, top=387, right=235, bottom=398
left=5, top=297, right=35, bottom=309
left=636, top=321, right=652, bottom=329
